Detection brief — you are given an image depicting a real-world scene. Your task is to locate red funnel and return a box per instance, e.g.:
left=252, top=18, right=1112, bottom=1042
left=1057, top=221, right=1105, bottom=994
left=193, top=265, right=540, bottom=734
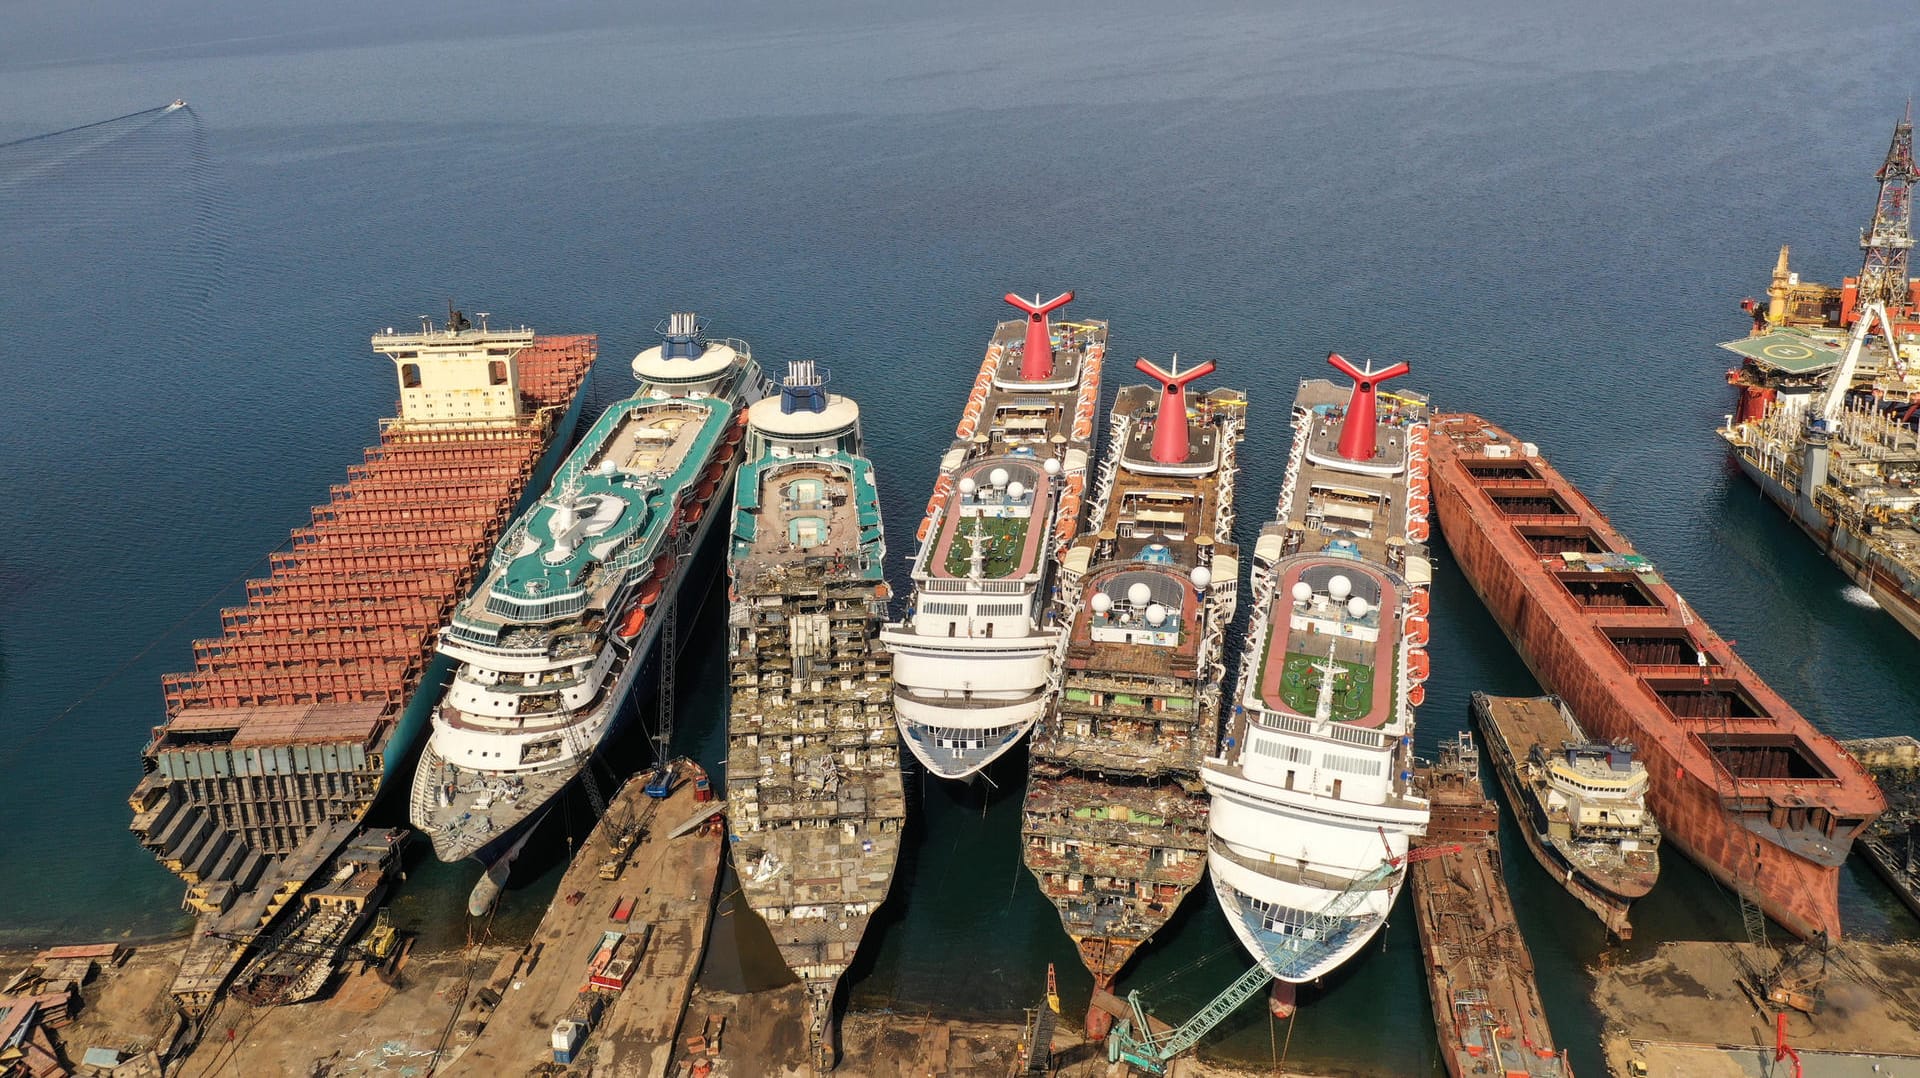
left=1135, top=357, right=1217, bottom=464
left=1004, top=291, right=1074, bottom=380
left=1328, top=352, right=1409, bottom=462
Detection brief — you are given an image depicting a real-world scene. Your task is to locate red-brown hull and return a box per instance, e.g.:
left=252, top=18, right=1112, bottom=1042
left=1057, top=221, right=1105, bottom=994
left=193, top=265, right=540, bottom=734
left=1429, top=415, right=1884, bottom=941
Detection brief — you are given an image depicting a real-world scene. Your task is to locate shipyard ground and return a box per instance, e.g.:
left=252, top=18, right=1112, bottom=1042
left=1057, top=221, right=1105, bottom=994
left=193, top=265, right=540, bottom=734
left=1595, top=940, right=1920, bottom=1077
left=0, top=939, right=187, bottom=1070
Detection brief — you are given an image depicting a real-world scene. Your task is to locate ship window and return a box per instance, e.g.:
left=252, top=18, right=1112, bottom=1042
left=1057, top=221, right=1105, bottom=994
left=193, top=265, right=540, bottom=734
left=490, top=360, right=508, bottom=385
left=401, top=363, right=421, bottom=388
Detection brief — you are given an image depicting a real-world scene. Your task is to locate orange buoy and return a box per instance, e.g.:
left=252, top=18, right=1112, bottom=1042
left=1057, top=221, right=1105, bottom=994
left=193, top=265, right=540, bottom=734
left=1407, top=648, right=1430, bottom=682
left=1408, top=683, right=1427, bottom=707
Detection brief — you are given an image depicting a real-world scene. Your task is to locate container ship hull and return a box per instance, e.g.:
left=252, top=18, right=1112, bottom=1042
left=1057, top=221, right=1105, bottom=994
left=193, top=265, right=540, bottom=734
left=129, top=318, right=594, bottom=933
left=725, top=362, right=903, bottom=1072
left=1429, top=413, right=1884, bottom=940
left=1023, top=364, right=1245, bottom=1036
left=882, top=292, right=1105, bottom=780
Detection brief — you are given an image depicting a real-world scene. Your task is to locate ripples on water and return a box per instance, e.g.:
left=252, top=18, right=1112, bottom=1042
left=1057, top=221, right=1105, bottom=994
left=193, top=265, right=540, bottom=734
left=4, top=3, right=1920, bottom=1073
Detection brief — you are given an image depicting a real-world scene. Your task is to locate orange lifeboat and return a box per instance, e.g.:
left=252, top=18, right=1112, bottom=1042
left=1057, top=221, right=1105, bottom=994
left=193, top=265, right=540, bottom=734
left=1409, top=495, right=1430, bottom=518
left=1407, top=518, right=1430, bottom=542
left=1405, top=615, right=1430, bottom=647
left=1410, top=588, right=1430, bottom=617
left=1408, top=683, right=1427, bottom=707
left=618, top=605, right=648, bottom=639
left=1407, top=648, right=1430, bottom=683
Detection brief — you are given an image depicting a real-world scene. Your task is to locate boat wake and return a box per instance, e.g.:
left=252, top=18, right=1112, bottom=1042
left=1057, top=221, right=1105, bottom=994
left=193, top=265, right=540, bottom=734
left=1841, top=584, right=1882, bottom=610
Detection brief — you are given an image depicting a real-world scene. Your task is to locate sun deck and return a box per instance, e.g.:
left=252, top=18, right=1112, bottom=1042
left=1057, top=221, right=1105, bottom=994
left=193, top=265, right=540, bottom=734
left=923, top=457, right=1052, bottom=581
left=734, top=456, right=876, bottom=568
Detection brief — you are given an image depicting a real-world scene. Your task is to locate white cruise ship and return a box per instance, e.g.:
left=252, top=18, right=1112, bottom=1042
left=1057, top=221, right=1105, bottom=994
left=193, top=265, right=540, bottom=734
left=1201, top=354, right=1433, bottom=1015
left=409, top=314, right=762, bottom=867
left=878, top=292, right=1105, bottom=779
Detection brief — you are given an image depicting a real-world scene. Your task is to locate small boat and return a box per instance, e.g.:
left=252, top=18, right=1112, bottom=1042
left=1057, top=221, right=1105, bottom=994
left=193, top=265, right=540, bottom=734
left=167, top=99, right=187, bottom=110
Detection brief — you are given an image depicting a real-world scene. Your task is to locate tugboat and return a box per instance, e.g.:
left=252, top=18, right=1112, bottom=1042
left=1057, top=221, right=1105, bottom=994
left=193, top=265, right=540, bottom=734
left=1024, top=357, right=1245, bottom=1036
left=726, top=361, right=904, bottom=1071
left=1471, top=692, right=1660, bottom=938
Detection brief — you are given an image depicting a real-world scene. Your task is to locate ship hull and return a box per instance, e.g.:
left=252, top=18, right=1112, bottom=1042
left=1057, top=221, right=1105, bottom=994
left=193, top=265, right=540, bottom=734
left=1432, top=417, right=1883, bottom=941
left=1727, top=446, right=1920, bottom=640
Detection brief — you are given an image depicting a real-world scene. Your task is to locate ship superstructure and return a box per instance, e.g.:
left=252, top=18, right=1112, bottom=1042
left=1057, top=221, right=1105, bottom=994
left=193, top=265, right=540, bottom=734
left=725, top=361, right=903, bottom=1072
left=129, top=312, right=594, bottom=922
left=1471, top=693, right=1660, bottom=938
left=1721, top=110, right=1920, bottom=640
left=881, top=292, right=1105, bottom=779
left=410, top=314, right=760, bottom=866
left=1023, top=358, right=1244, bottom=1036
left=1429, top=413, right=1884, bottom=940
left=1201, top=355, right=1432, bottom=1015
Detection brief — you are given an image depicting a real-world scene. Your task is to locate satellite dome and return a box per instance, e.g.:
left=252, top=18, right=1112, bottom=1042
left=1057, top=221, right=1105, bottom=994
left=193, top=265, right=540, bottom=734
left=597, top=459, right=618, bottom=476
left=989, top=467, right=1010, bottom=488
left=1145, top=603, right=1168, bottom=626
left=1190, top=565, right=1212, bottom=588
left=1127, top=582, right=1153, bottom=606
left=958, top=477, right=977, bottom=495
left=1007, top=481, right=1026, bottom=500
left=1043, top=457, right=1062, bottom=475
left=1347, top=596, right=1370, bottom=619
left=1091, top=592, right=1113, bottom=613
left=1328, top=574, right=1353, bottom=601
left=1291, top=581, right=1313, bottom=603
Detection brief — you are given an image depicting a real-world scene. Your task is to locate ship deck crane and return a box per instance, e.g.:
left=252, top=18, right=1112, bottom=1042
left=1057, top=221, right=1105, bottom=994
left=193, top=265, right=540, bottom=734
left=1817, top=300, right=1904, bottom=425
left=1105, top=842, right=1461, bottom=1075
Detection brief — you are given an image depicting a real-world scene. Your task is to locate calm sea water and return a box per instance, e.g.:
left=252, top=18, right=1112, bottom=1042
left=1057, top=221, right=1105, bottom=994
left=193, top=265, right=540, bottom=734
left=4, top=1, right=1919, bottom=1073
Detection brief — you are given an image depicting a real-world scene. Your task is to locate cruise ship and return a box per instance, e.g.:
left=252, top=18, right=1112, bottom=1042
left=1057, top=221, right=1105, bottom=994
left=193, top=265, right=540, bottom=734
left=880, top=292, right=1105, bottom=779
left=1201, top=354, right=1432, bottom=1016
left=1023, top=357, right=1244, bottom=1036
left=725, top=361, right=904, bottom=1072
left=410, top=314, right=762, bottom=867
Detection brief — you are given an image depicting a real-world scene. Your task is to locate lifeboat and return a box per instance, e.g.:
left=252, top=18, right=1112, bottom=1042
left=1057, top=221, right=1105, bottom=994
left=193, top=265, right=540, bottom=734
left=1409, top=496, right=1430, bottom=518
left=1405, top=615, right=1430, bottom=647
left=917, top=475, right=954, bottom=542
left=955, top=358, right=996, bottom=439
left=1409, top=588, right=1430, bottom=617
left=1407, top=518, right=1430, bottom=542
left=1408, top=683, right=1427, bottom=707
left=618, top=605, right=649, bottom=639
left=1407, top=648, right=1430, bottom=683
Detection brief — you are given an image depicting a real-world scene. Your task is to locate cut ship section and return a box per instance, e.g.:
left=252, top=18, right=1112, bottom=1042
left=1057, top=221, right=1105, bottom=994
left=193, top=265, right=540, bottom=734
left=881, top=292, right=1106, bottom=780
left=1201, top=355, right=1432, bottom=1010
left=726, top=362, right=904, bottom=1072
left=1023, top=357, right=1245, bottom=1036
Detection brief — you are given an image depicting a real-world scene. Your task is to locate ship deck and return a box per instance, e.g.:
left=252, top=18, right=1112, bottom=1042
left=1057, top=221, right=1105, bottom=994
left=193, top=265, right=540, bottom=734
left=732, top=452, right=883, bottom=577
left=922, top=456, right=1053, bottom=581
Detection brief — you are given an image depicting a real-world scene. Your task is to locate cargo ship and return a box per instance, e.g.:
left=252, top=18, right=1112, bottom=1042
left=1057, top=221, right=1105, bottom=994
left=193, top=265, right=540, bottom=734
left=232, top=828, right=407, bottom=1006
left=128, top=310, right=593, bottom=996
left=1411, top=733, right=1571, bottom=1078
left=1720, top=109, right=1920, bottom=641
left=410, top=313, right=761, bottom=868
left=725, top=361, right=904, bottom=1072
left=1022, top=357, right=1244, bottom=1037
left=880, top=292, right=1105, bottom=779
left=1428, top=413, right=1885, bottom=939
left=1470, top=693, right=1660, bottom=939
left=1201, top=355, right=1432, bottom=1016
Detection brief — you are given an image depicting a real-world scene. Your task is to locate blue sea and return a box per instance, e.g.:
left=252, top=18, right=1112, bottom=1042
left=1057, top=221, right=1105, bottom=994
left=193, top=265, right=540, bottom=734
left=3, top=1, right=1918, bottom=1073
